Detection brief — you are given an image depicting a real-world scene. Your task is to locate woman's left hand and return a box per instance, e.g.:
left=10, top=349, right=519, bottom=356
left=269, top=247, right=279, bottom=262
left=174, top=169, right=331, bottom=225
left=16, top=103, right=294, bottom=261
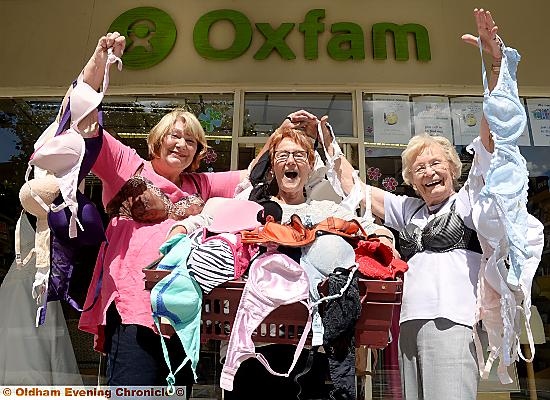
left=461, top=8, right=502, bottom=61
left=284, top=110, right=319, bottom=139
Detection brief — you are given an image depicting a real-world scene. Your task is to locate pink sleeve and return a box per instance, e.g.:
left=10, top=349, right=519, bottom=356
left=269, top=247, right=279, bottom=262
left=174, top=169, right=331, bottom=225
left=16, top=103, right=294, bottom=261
left=183, top=171, right=242, bottom=200
left=92, top=131, right=143, bottom=206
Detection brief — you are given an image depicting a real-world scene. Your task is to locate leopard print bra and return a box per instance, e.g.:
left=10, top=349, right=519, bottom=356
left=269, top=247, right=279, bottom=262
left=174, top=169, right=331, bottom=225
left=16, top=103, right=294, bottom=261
left=106, top=167, right=205, bottom=223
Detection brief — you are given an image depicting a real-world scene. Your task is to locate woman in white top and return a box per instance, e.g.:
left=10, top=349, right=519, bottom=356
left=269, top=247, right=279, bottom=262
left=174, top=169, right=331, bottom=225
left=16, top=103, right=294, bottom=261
left=291, top=10, right=510, bottom=399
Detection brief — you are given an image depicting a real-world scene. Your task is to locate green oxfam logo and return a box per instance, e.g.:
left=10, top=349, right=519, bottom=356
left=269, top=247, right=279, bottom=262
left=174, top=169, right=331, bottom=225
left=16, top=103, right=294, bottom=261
left=109, top=7, right=177, bottom=69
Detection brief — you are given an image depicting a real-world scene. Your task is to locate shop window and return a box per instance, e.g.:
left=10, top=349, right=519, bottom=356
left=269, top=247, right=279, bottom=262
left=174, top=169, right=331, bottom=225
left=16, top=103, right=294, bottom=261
left=362, top=93, right=496, bottom=196
left=0, top=99, right=62, bottom=276
left=103, top=94, right=234, bottom=173
left=243, top=92, right=353, bottom=137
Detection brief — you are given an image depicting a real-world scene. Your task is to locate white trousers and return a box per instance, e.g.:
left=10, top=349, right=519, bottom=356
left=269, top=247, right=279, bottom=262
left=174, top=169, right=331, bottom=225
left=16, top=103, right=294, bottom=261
left=398, top=318, right=479, bottom=400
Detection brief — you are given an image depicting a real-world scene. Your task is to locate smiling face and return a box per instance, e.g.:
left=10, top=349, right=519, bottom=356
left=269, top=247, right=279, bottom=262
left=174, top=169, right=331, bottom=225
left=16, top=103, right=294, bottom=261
left=410, top=144, right=455, bottom=206
left=157, top=118, right=199, bottom=173
left=272, top=137, right=312, bottom=204
left=148, top=110, right=207, bottom=176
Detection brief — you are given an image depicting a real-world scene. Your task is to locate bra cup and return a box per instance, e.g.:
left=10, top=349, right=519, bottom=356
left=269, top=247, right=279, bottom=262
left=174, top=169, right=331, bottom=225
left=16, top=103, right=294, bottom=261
left=399, top=223, right=422, bottom=260
left=301, top=235, right=356, bottom=276
left=207, top=198, right=263, bottom=233
left=30, top=132, right=84, bottom=177
left=485, top=163, right=525, bottom=196
left=252, top=254, right=308, bottom=304
left=518, top=215, right=545, bottom=289
left=48, top=191, right=105, bottom=246
left=19, top=176, right=60, bottom=218
left=472, top=200, right=505, bottom=244
left=153, top=272, right=202, bottom=325
left=484, top=96, right=526, bottom=142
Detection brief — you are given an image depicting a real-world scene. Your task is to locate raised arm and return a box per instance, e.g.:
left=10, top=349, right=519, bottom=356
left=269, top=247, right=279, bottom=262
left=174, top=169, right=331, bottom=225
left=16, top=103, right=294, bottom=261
left=462, top=8, right=504, bottom=153
left=82, top=32, right=125, bottom=91
left=72, top=33, right=125, bottom=134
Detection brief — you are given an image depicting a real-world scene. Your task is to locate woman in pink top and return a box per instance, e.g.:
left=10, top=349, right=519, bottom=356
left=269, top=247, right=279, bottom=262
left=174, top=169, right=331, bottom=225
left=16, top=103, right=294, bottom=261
left=72, top=32, right=255, bottom=389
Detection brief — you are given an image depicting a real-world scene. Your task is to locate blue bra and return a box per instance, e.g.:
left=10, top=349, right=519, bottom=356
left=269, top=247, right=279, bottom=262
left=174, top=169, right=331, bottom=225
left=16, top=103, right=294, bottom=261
left=150, top=234, right=202, bottom=394
left=477, top=37, right=529, bottom=287
left=479, top=37, right=526, bottom=143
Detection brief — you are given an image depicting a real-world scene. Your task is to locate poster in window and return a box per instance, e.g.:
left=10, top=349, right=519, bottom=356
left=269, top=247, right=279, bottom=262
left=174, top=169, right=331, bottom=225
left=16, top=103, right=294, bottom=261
left=412, top=96, right=453, bottom=141
left=527, top=98, right=550, bottom=146
left=372, top=94, right=411, bottom=144
left=450, top=97, right=483, bottom=145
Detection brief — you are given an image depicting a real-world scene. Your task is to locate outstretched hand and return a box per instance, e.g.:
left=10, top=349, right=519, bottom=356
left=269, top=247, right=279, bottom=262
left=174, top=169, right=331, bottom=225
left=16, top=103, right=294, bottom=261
left=461, top=8, right=502, bottom=60
left=84, top=32, right=126, bottom=90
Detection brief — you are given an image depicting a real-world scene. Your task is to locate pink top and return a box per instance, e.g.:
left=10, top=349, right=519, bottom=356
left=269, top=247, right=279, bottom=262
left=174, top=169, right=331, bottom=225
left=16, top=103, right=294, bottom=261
left=78, top=132, right=241, bottom=352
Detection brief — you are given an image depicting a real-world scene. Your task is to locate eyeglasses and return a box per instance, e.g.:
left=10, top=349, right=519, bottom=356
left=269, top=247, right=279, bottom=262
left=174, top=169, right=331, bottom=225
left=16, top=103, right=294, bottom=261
left=412, top=160, right=448, bottom=176
left=273, top=150, right=309, bottom=164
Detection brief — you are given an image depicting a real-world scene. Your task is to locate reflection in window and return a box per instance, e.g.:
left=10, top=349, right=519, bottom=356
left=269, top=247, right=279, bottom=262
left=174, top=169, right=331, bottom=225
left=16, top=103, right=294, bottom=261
left=0, top=95, right=236, bottom=278
left=243, top=93, right=353, bottom=137
left=104, top=94, right=234, bottom=137
left=0, top=99, right=61, bottom=206
left=101, top=95, right=233, bottom=172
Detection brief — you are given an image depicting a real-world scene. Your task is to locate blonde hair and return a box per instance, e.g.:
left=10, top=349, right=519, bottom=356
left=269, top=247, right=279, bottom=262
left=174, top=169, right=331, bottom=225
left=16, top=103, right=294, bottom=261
left=147, top=109, right=208, bottom=172
left=268, top=127, right=315, bottom=167
left=401, top=133, right=462, bottom=186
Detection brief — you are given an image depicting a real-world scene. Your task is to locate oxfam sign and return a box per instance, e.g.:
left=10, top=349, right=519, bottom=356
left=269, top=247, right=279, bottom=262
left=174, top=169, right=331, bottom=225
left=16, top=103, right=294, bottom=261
left=193, top=9, right=431, bottom=61
left=108, top=8, right=430, bottom=68
left=109, top=7, right=177, bottom=69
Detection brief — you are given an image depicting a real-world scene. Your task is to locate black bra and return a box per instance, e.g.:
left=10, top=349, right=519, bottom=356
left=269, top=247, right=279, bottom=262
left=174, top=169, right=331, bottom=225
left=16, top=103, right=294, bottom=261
left=399, top=200, right=482, bottom=261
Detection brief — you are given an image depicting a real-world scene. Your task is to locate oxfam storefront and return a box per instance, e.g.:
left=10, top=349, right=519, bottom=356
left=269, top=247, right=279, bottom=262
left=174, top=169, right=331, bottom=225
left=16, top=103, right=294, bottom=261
left=1, top=1, right=550, bottom=398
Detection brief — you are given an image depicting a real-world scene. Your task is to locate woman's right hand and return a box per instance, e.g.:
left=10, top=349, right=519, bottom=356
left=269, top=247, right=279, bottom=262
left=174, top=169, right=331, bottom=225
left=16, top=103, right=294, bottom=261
left=83, top=32, right=126, bottom=91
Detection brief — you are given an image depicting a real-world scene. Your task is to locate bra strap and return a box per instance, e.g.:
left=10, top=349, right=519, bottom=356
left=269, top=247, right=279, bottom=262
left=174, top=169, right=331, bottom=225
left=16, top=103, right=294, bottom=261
left=188, top=174, right=202, bottom=197
left=478, top=34, right=505, bottom=94
left=477, top=37, right=489, bottom=93
left=153, top=317, right=188, bottom=396
left=255, top=309, right=313, bottom=378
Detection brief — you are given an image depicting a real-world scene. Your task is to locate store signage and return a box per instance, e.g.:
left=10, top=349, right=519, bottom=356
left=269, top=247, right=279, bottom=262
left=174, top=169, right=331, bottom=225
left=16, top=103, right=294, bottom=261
left=109, top=7, right=430, bottom=68
left=109, top=7, right=177, bottom=69
left=193, top=9, right=431, bottom=62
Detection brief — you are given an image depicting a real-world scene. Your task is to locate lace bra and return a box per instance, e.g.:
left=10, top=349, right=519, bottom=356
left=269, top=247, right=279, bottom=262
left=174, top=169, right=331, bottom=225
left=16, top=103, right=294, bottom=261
left=106, top=168, right=204, bottom=223
left=399, top=201, right=482, bottom=261
left=479, top=36, right=526, bottom=144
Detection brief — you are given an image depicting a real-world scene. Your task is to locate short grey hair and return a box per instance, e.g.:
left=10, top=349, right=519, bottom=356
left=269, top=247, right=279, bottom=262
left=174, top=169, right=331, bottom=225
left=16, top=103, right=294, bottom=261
left=401, top=133, right=462, bottom=186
